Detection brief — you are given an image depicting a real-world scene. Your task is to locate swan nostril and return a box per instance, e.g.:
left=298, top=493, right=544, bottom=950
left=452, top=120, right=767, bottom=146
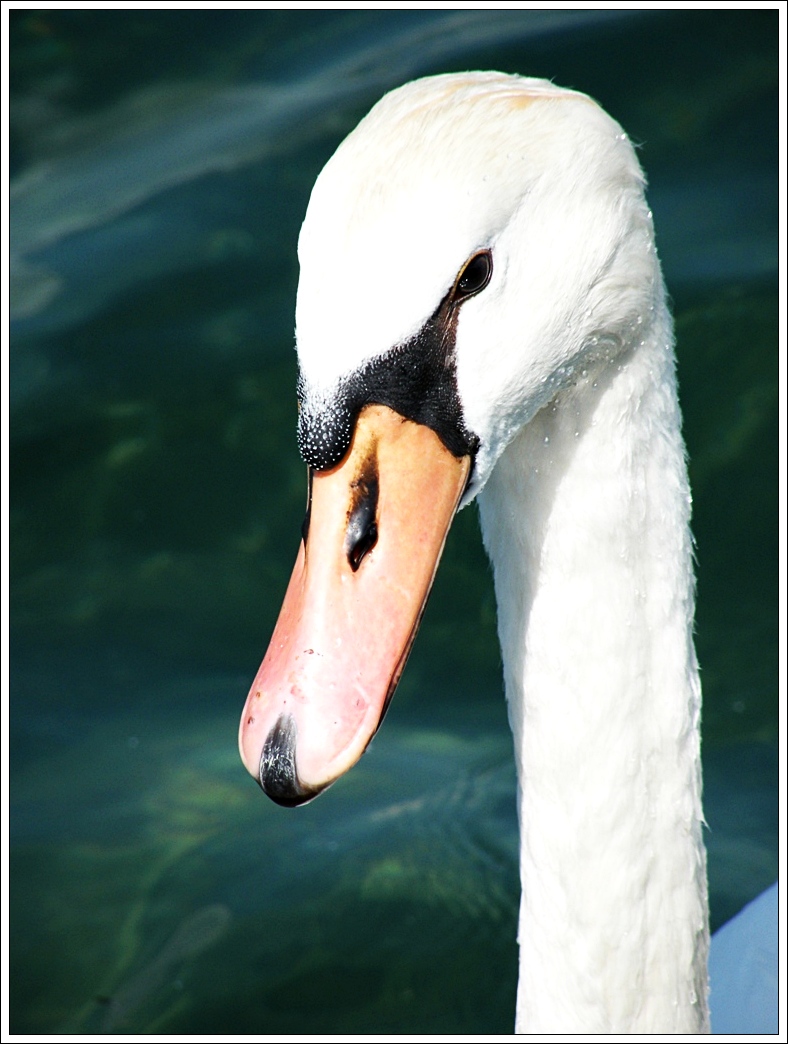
left=259, top=714, right=322, bottom=807
left=347, top=517, right=378, bottom=571
left=346, top=464, right=379, bottom=572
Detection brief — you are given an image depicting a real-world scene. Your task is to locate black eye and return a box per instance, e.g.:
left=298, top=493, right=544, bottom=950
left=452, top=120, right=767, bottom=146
left=454, top=251, right=492, bottom=302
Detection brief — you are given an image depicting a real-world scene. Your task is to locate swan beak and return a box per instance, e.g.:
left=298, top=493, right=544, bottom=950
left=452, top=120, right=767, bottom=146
left=238, top=403, right=471, bottom=806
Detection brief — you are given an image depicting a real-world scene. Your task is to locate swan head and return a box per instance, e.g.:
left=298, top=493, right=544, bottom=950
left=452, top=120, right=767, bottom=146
left=239, top=72, right=663, bottom=803
left=296, top=71, right=661, bottom=499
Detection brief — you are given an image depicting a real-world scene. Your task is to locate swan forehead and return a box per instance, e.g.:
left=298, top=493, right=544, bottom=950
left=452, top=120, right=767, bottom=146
left=295, top=73, right=613, bottom=392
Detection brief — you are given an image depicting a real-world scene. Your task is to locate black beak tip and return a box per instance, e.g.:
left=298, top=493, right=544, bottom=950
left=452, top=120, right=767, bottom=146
left=259, top=714, right=325, bottom=808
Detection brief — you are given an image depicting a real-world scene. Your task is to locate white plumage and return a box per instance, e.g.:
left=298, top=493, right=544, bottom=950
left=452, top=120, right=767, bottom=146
left=294, top=72, right=708, bottom=1031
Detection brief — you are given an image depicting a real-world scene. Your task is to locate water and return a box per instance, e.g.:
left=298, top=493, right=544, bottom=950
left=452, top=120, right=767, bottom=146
left=8, top=10, right=778, bottom=1034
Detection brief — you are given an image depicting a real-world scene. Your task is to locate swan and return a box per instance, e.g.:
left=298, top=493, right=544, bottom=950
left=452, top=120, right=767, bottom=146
left=238, top=71, right=710, bottom=1032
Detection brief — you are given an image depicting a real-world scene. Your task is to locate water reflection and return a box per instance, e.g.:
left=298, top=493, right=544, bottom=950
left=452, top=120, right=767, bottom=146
left=75, top=905, right=232, bottom=1033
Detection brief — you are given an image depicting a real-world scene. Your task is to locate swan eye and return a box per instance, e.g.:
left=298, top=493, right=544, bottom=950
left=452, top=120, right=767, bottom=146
left=454, top=251, right=492, bottom=302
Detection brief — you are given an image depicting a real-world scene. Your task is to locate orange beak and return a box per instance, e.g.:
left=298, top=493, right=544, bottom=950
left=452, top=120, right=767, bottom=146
left=238, top=403, right=471, bottom=805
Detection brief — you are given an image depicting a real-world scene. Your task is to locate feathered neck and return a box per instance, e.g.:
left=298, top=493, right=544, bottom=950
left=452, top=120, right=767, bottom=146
left=477, top=300, right=709, bottom=1032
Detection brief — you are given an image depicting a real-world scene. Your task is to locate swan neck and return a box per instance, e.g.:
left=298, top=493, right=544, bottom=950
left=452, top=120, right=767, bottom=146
left=478, top=321, right=709, bottom=1031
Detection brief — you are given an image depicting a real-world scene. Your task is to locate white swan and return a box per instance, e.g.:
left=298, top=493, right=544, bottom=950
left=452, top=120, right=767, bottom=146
left=239, top=71, right=710, bottom=1032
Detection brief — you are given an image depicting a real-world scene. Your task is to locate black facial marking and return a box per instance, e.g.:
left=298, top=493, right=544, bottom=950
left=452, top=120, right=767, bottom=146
left=297, top=253, right=490, bottom=471
left=345, top=458, right=379, bottom=571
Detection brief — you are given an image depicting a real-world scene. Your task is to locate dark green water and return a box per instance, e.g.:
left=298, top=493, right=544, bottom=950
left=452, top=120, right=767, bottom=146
left=9, top=10, right=777, bottom=1034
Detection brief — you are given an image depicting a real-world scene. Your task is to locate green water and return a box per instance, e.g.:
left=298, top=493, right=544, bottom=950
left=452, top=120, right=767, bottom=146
left=9, top=10, right=777, bottom=1033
